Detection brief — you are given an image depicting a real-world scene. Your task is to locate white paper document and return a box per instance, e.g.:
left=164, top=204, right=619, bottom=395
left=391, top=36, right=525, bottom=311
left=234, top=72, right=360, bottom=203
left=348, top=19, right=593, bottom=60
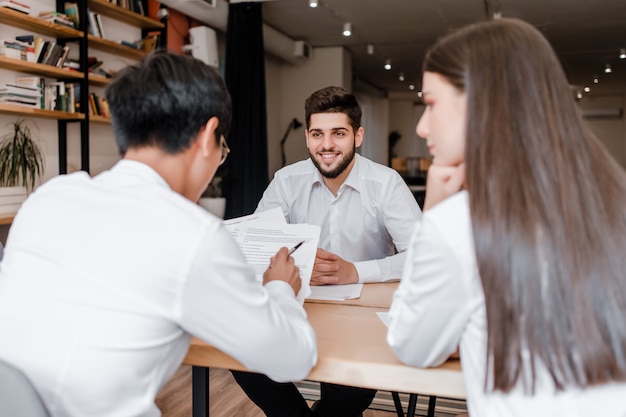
left=307, top=283, right=364, bottom=301
left=377, top=311, right=390, bottom=327
left=224, top=210, right=320, bottom=304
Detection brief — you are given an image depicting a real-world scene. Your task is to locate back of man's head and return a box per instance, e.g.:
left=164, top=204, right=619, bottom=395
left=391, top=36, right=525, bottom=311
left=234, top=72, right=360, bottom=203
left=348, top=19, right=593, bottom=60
left=105, top=51, right=232, bottom=156
left=304, top=86, right=361, bottom=133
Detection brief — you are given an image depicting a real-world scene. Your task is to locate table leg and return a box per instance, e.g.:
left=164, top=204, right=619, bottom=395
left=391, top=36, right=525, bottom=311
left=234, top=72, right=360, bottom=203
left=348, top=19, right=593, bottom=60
left=391, top=391, right=407, bottom=417
left=427, top=396, right=437, bottom=417
left=406, top=393, right=418, bottom=417
left=192, top=366, right=210, bottom=417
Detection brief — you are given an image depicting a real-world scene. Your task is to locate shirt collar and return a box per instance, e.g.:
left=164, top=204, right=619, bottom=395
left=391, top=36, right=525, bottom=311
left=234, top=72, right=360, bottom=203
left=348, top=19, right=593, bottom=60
left=110, top=159, right=172, bottom=190
left=307, top=153, right=362, bottom=194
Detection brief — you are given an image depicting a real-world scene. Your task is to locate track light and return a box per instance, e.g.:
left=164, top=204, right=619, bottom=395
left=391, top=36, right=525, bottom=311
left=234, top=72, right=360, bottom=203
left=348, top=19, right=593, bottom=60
left=408, top=83, right=415, bottom=91
left=398, top=72, right=405, bottom=81
left=384, top=59, right=391, bottom=71
left=342, top=22, right=351, bottom=37
left=576, top=90, right=583, bottom=100
left=584, top=86, right=590, bottom=93
left=366, top=44, right=375, bottom=55
left=620, top=48, right=626, bottom=59
left=593, top=75, right=599, bottom=84
left=309, top=0, right=318, bottom=7
left=605, top=63, right=612, bottom=74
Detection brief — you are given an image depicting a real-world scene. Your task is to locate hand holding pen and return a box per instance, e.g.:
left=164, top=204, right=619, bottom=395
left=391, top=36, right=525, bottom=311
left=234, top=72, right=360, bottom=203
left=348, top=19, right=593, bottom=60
left=263, top=244, right=304, bottom=296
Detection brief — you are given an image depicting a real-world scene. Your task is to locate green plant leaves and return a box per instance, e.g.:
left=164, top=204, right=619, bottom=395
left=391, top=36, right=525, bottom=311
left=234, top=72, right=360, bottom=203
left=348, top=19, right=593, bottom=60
left=0, top=118, right=44, bottom=191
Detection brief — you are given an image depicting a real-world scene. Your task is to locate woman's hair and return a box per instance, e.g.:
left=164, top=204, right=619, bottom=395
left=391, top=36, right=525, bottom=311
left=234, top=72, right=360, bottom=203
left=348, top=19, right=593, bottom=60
left=424, top=17, right=626, bottom=393
left=304, top=86, right=362, bottom=133
left=105, top=50, right=232, bottom=155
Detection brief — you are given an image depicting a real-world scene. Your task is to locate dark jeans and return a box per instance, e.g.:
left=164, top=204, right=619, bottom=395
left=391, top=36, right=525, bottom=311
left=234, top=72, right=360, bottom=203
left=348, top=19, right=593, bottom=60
left=232, top=370, right=376, bottom=417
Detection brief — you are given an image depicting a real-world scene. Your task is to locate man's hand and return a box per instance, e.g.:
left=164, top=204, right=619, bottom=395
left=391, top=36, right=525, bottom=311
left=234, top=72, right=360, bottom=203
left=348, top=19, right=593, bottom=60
left=310, top=248, right=358, bottom=286
left=423, top=163, right=466, bottom=211
left=263, top=247, right=301, bottom=296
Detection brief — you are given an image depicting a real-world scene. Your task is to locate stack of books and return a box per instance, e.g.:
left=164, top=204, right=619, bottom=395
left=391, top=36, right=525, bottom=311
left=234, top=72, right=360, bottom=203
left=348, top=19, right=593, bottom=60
left=0, top=0, right=30, bottom=14
left=38, top=11, right=75, bottom=28
left=0, top=83, right=41, bottom=108
left=0, top=38, right=36, bottom=62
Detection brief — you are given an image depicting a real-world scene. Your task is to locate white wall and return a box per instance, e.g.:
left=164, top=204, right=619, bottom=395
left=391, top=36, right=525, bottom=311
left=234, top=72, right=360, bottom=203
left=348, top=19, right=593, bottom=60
left=357, top=93, right=389, bottom=165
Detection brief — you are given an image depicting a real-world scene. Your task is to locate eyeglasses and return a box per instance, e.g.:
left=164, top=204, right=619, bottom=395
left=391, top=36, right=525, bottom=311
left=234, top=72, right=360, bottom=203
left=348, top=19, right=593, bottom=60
left=220, top=137, right=230, bottom=165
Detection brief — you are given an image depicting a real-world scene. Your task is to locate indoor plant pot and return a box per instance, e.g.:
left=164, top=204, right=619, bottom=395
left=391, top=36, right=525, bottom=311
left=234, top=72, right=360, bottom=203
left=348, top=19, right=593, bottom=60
left=0, top=118, right=44, bottom=214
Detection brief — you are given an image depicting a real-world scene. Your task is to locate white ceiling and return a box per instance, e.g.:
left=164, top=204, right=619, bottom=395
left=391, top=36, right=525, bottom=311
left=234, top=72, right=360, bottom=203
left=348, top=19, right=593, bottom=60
left=260, top=0, right=626, bottom=95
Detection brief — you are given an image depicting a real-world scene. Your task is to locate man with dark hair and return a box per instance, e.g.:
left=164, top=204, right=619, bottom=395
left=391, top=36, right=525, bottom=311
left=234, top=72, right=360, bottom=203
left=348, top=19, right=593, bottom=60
left=0, top=51, right=317, bottom=417
left=233, top=86, right=421, bottom=417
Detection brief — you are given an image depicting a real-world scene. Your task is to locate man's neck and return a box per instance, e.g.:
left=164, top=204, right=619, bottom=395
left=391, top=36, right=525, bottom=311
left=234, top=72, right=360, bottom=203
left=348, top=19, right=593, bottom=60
left=322, top=156, right=356, bottom=196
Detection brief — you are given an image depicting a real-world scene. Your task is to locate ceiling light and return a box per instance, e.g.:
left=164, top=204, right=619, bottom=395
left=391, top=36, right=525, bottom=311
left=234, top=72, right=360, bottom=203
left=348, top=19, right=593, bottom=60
left=576, top=91, right=583, bottom=100
left=408, top=83, right=415, bottom=91
left=593, top=75, right=599, bottom=84
left=384, top=59, right=391, bottom=70
left=620, top=48, right=626, bottom=59
left=366, top=44, right=375, bottom=55
left=417, top=91, right=423, bottom=98
left=308, top=0, right=318, bottom=7
left=398, top=72, right=405, bottom=81
left=584, top=86, right=590, bottom=93
left=342, top=22, right=351, bottom=37
left=605, top=63, right=612, bottom=74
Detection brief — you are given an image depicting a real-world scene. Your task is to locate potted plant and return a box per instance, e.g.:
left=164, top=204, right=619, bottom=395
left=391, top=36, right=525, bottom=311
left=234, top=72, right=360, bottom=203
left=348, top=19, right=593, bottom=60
left=0, top=118, right=44, bottom=216
left=198, top=172, right=226, bottom=219
left=0, top=118, right=44, bottom=191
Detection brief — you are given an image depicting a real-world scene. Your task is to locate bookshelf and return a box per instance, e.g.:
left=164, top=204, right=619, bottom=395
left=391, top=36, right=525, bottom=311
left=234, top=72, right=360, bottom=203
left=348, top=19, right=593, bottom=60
left=0, top=0, right=163, bottom=172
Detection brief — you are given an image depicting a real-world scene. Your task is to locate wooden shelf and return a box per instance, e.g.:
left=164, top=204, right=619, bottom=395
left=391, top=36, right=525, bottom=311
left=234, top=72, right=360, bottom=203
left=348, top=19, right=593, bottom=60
left=88, top=35, right=147, bottom=60
left=87, top=0, right=164, bottom=29
left=0, top=104, right=85, bottom=120
left=0, top=56, right=86, bottom=80
left=0, top=8, right=83, bottom=38
left=89, top=114, right=111, bottom=124
left=0, top=214, right=15, bottom=225
left=88, top=73, right=111, bottom=86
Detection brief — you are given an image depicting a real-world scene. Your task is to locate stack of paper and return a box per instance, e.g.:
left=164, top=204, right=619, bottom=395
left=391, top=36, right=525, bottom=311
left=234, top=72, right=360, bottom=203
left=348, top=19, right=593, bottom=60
left=224, top=207, right=320, bottom=304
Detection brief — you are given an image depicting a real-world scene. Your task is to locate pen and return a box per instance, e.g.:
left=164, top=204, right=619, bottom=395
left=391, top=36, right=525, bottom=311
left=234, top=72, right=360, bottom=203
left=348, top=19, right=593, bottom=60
left=288, top=240, right=305, bottom=256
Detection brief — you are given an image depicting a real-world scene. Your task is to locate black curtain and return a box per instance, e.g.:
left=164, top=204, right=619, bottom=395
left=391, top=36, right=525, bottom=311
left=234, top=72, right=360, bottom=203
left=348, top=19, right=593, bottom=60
left=222, top=2, right=269, bottom=219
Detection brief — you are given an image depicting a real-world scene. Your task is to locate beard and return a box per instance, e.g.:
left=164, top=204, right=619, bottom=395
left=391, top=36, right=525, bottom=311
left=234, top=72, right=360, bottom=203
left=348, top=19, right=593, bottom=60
left=309, top=144, right=356, bottom=179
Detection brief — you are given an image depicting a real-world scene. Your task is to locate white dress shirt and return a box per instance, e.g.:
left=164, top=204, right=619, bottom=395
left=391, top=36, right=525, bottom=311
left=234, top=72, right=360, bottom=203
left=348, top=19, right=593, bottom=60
left=0, top=160, right=317, bottom=417
left=256, top=154, right=422, bottom=283
left=387, top=191, right=626, bottom=417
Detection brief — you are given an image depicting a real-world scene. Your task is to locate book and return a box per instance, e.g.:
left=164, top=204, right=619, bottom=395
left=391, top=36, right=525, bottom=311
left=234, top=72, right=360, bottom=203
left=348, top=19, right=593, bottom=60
left=0, top=0, right=30, bottom=14
left=94, top=13, right=105, bottom=39
left=55, top=45, right=70, bottom=68
left=0, top=96, right=39, bottom=107
left=0, top=84, right=41, bottom=97
left=120, top=40, right=138, bottom=49
left=39, top=14, right=75, bottom=28
left=15, top=34, right=34, bottom=43
left=36, top=40, right=50, bottom=63
left=15, top=76, right=44, bottom=108
left=0, top=40, right=35, bottom=61
left=87, top=10, right=101, bottom=37
left=63, top=2, right=79, bottom=28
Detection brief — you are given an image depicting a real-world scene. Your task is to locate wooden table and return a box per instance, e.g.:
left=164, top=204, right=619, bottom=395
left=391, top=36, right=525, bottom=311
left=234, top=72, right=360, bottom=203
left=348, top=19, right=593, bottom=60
left=183, top=283, right=465, bottom=417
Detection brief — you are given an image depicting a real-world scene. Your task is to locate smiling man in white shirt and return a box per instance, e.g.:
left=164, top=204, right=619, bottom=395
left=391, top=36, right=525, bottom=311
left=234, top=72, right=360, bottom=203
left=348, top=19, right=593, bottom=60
left=233, top=86, right=421, bottom=417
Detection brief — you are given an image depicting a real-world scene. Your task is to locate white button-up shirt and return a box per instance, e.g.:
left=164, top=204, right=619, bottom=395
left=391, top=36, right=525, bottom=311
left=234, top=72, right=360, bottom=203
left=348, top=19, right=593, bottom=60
left=256, top=154, right=422, bottom=283
left=0, top=160, right=317, bottom=417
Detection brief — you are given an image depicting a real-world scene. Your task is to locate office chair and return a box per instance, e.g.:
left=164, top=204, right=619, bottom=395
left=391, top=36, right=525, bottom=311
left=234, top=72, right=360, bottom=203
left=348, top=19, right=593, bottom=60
left=0, top=359, right=51, bottom=417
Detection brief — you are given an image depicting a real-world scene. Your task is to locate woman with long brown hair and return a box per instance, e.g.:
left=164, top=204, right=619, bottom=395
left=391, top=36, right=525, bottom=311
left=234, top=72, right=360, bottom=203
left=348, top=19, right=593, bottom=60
left=387, top=17, right=626, bottom=416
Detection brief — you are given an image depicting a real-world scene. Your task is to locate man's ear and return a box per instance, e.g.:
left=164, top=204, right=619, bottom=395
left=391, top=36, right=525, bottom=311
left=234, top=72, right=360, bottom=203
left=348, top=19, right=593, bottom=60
left=198, top=117, right=220, bottom=157
left=354, top=126, right=365, bottom=148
